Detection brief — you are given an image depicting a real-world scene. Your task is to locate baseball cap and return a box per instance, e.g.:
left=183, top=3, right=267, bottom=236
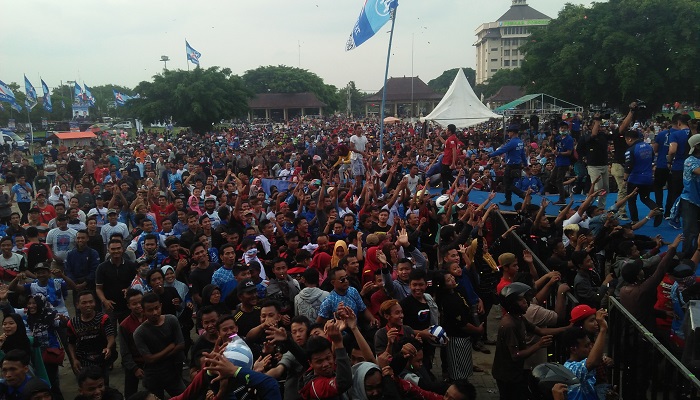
left=689, top=135, right=700, bottom=154
left=21, top=378, right=51, bottom=400
left=107, top=209, right=118, bottom=215
left=29, top=207, right=40, bottom=214
left=34, top=262, right=50, bottom=271
left=312, top=155, right=322, bottom=161
left=570, top=304, right=597, bottom=324
left=95, top=195, right=103, bottom=200
left=237, top=279, right=258, bottom=295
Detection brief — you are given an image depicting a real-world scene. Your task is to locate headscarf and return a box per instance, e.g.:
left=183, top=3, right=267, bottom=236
left=349, top=362, right=381, bottom=400
left=363, top=247, right=382, bottom=285
left=466, top=238, right=498, bottom=272
left=2, top=313, right=31, bottom=354
left=201, top=284, right=228, bottom=315
left=25, top=294, right=57, bottom=350
left=310, top=252, right=332, bottom=283
left=331, top=240, right=348, bottom=268
left=47, top=185, right=68, bottom=208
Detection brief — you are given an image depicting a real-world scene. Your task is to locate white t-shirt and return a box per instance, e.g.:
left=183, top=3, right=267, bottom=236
left=45, top=227, right=78, bottom=262
left=349, top=135, right=368, bottom=160
left=406, top=174, right=421, bottom=194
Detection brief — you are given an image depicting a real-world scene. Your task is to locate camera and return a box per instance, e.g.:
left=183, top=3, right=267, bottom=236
left=635, top=99, right=647, bottom=110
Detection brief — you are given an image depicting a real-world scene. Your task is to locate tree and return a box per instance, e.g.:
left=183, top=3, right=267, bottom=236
left=337, top=81, right=366, bottom=117
left=520, top=0, right=700, bottom=109
left=126, top=66, right=251, bottom=132
left=473, top=69, right=525, bottom=100
left=242, top=65, right=341, bottom=112
left=428, top=68, right=476, bottom=93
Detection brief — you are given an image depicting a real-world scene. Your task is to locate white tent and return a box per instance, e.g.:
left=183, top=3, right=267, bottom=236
left=422, top=69, right=500, bottom=128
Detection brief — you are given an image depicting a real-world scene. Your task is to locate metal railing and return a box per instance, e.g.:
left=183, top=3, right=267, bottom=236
left=608, top=297, right=700, bottom=400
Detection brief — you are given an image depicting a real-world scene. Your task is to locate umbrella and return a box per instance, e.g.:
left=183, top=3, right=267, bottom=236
left=685, top=110, right=700, bottom=119
left=383, top=116, right=401, bottom=124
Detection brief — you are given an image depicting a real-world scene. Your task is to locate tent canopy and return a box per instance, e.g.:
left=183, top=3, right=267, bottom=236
left=421, top=69, right=500, bottom=128
left=493, top=93, right=583, bottom=114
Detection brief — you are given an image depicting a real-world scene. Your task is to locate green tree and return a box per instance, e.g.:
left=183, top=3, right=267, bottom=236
left=428, top=68, right=476, bottom=93
left=520, top=0, right=700, bottom=109
left=242, top=65, right=341, bottom=112
left=473, top=68, right=525, bottom=100
left=337, top=81, right=366, bottom=117
left=126, top=66, right=251, bottom=132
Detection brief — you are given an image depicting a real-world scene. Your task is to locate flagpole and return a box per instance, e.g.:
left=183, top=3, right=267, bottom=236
left=378, top=8, right=397, bottom=163
left=186, top=39, right=190, bottom=72
left=26, top=106, right=33, bottom=147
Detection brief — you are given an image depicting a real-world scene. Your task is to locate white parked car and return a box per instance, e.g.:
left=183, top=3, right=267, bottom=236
left=112, top=121, right=133, bottom=129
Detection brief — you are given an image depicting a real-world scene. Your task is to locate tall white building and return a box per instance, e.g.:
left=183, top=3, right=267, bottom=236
left=474, top=0, right=550, bottom=84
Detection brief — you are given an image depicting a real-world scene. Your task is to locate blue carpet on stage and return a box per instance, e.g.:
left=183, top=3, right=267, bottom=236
left=453, top=189, right=679, bottom=243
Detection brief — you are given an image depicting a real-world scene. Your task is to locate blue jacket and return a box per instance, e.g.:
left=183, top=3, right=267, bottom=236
left=65, top=246, right=100, bottom=283
left=489, top=137, right=526, bottom=165
left=515, top=176, right=545, bottom=194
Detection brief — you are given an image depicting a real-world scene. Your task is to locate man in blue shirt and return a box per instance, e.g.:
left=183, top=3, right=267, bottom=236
left=666, top=114, right=692, bottom=215
left=549, top=122, right=575, bottom=205
left=624, top=130, right=662, bottom=226
left=652, top=125, right=671, bottom=212
left=489, top=125, right=526, bottom=206
left=680, top=134, right=700, bottom=253
left=515, top=166, right=545, bottom=194
left=563, top=310, right=609, bottom=400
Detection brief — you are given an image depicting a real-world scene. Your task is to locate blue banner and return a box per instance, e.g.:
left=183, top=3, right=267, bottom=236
left=10, top=102, right=21, bottom=113
left=186, top=40, right=201, bottom=65
left=41, top=79, right=52, bottom=112
left=0, top=80, right=16, bottom=103
left=345, top=0, right=398, bottom=51
left=74, top=82, right=83, bottom=99
left=113, top=89, right=132, bottom=106
left=84, top=84, right=95, bottom=106
left=24, top=75, right=37, bottom=109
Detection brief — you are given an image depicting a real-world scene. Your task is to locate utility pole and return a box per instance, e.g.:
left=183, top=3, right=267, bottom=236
left=346, top=82, right=352, bottom=117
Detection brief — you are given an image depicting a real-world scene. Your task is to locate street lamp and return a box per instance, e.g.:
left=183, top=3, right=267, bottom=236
left=160, top=55, right=170, bottom=71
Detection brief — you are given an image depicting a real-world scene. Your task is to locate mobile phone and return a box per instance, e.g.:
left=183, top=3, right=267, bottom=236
left=599, top=190, right=607, bottom=197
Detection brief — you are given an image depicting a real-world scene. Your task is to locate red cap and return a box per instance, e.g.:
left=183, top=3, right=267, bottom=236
left=570, top=305, right=596, bottom=324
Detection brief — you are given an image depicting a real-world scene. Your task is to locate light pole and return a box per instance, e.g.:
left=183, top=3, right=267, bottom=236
left=160, top=55, right=170, bottom=71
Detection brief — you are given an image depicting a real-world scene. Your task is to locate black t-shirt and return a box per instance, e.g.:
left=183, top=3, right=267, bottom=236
left=582, top=132, right=610, bottom=166
left=611, top=128, right=628, bottom=164
left=190, top=336, right=216, bottom=367
left=234, top=306, right=261, bottom=339
left=156, top=286, right=182, bottom=317
left=189, top=263, right=218, bottom=302
left=400, top=295, right=431, bottom=332
left=95, top=260, right=138, bottom=318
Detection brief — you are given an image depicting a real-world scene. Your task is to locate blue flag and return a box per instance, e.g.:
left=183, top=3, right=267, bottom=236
left=41, top=79, right=52, bottom=112
left=24, top=75, right=37, bottom=109
left=74, top=82, right=83, bottom=99
left=10, top=101, right=21, bottom=112
left=0, top=80, right=16, bottom=103
left=113, top=89, right=132, bottom=106
left=346, top=0, right=398, bottom=51
left=84, top=84, right=95, bottom=106
left=186, top=40, right=201, bottom=65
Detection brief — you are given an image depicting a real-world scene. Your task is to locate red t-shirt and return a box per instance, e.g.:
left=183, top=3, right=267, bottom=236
left=442, top=134, right=461, bottom=165
left=496, top=276, right=513, bottom=296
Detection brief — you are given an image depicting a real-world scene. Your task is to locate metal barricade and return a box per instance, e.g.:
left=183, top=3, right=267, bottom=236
left=608, top=297, right=700, bottom=400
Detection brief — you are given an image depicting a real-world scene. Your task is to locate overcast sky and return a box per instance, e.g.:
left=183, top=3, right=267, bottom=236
left=1, top=0, right=590, bottom=94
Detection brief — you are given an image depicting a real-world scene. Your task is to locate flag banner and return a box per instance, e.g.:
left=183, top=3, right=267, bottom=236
left=113, top=89, right=133, bottom=106
left=345, top=0, right=398, bottom=51
left=84, top=84, right=96, bottom=106
left=24, top=75, right=37, bottom=109
left=186, top=40, right=201, bottom=65
left=10, top=101, right=21, bottom=113
left=74, top=82, right=83, bottom=99
left=0, top=80, right=16, bottom=103
left=8, top=119, right=15, bottom=129
left=69, top=121, right=79, bottom=131
left=72, top=104, right=89, bottom=119
left=41, top=117, right=48, bottom=129
left=41, top=79, right=52, bottom=112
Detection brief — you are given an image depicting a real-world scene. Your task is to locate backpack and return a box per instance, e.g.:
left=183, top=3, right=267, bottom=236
left=26, top=243, right=49, bottom=272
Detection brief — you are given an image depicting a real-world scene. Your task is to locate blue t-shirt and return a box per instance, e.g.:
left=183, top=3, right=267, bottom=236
left=564, top=359, right=598, bottom=400
left=681, top=156, right=700, bottom=207
left=625, top=141, right=654, bottom=185
left=654, top=129, right=670, bottom=169
left=555, top=134, right=575, bottom=167
left=318, top=287, right=366, bottom=319
left=669, top=128, right=691, bottom=171
left=11, top=183, right=32, bottom=203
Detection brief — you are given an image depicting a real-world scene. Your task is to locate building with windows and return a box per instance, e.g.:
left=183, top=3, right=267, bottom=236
left=474, top=0, right=550, bottom=84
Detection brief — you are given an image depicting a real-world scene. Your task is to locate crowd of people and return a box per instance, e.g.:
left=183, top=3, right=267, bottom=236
left=0, top=103, right=697, bottom=400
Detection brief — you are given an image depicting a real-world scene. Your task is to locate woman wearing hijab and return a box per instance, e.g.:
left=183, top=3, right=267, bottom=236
left=349, top=361, right=444, bottom=400
left=331, top=240, right=348, bottom=268
left=0, top=312, right=50, bottom=386
left=310, top=252, right=332, bottom=284
left=363, top=247, right=383, bottom=285
left=48, top=185, right=69, bottom=208
left=0, top=293, right=64, bottom=399
left=200, top=284, right=229, bottom=316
